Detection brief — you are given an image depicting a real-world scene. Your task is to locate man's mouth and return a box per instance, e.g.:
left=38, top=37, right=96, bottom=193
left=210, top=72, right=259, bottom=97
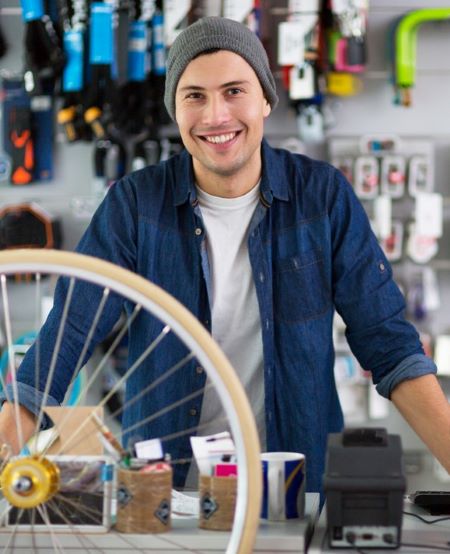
left=200, top=131, right=240, bottom=144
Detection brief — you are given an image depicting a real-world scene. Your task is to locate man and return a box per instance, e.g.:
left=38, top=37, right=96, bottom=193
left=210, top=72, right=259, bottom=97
left=0, top=17, right=449, bottom=494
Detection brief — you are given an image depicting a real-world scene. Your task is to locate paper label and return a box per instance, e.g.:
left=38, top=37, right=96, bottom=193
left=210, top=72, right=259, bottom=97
left=134, top=438, right=163, bottom=460
left=434, top=335, right=450, bottom=376
left=423, top=267, right=440, bottom=311
left=278, top=22, right=306, bottom=66
left=332, top=0, right=367, bottom=14
left=223, top=0, right=254, bottom=22
left=374, top=194, right=392, bottom=240
left=190, top=431, right=235, bottom=476
left=164, top=0, right=191, bottom=46
left=289, top=64, right=315, bottom=99
left=415, top=192, right=443, bottom=238
left=289, top=0, right=320, bottom=13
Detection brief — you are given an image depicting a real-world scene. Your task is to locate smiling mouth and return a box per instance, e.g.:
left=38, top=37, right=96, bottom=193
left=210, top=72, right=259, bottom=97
left=200, top=131, right=240, bottom=144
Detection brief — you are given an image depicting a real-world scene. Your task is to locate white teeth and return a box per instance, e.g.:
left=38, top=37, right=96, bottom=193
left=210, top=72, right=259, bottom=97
left=204, top=133, right=236, bottom=144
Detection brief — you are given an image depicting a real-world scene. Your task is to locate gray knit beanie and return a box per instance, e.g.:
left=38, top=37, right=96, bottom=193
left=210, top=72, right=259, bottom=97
left=164, top=17, right=278, bottom=120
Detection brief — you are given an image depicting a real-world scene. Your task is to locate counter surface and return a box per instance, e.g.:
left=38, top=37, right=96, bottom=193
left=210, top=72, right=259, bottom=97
left=0, top=492, right=320, bottom=553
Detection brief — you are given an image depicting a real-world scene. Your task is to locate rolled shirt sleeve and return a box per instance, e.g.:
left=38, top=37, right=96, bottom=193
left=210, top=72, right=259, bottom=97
left=0, top=382, right=59, bottom=430
left=376, top=352, right=437, bottom=399
left=329, top=169, right=436, bottom=390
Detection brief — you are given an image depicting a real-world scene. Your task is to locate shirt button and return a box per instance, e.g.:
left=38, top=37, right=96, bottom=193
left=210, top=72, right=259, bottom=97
left=379, top=262, right=385, bottom=271
left=259, top=272, right=265, bottom=283
left=189, top=408, right=198, bottom=416
left=196, top=366, right=204, bottom=374
left=195, top=228, right=202, bottom=236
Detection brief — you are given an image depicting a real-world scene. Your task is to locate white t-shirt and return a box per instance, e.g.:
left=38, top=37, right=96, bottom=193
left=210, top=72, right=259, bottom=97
left=185, top=183, right=265, bottom=487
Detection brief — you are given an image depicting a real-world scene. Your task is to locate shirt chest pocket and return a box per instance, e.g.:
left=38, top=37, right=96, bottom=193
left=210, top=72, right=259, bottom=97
left=273, top=250, right=331, bottom=323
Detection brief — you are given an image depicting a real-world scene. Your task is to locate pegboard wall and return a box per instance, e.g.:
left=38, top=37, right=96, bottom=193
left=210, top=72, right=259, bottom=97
left=1, top=1, right=449, bottom=253
left=1, top=0, right=450, bottom=488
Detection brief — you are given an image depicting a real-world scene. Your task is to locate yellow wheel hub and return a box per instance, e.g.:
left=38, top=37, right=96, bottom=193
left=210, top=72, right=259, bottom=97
left=0, top=456, right=60, bottom=509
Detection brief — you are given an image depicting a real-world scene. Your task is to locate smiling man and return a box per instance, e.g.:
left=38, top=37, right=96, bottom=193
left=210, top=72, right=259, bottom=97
left=0, top=17, right=449, bottom=496
left=174, top=49, right=271, bottom=197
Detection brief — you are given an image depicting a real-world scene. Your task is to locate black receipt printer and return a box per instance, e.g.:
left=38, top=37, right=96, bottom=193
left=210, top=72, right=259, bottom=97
left=323, top=427, right=406, bottom=549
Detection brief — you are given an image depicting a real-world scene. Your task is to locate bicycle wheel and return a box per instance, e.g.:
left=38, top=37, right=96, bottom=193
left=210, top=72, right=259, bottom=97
left=0, top=249, right=262, bottom=553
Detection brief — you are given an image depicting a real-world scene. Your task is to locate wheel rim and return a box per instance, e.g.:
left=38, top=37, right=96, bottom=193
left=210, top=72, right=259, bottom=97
left=0, top=249, right=262, bottom=554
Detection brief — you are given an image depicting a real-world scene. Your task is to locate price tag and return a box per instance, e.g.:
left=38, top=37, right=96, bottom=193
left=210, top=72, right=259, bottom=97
left=289, top=0, right=320, bottom=13
left=223, top=0, right=254, bottom=22
left=164, top=0, right=191, bottom=46
left=135, top=438, right=164, bottom=460
left=374, top=194, right=392, bottom=240
left=278, top=21, right=305, bottom=66
left=416, top=192, right=443, bottom=238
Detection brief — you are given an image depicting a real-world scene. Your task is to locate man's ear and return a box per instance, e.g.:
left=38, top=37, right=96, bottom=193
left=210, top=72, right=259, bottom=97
left=263, top=99, right=271, bottom=118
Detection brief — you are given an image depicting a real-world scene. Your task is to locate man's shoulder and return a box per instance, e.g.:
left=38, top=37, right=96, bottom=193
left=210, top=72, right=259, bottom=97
left=262, top=140, right=341, bottom=195
left=264, top=140, right=336, bottom=174
left=129, top=151, right=184, bottom=183
left=115, top=149, right=189, bottom=197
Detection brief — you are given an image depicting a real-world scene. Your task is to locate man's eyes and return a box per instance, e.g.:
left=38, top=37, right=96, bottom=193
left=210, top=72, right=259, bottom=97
left=184, top=88, right=243, bottom=100
left=185, top=92, right=203, bottom=99
left=227, top=88, right=243, bottom=95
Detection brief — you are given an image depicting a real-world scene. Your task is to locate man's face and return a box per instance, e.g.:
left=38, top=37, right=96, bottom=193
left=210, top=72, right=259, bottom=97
left=175, top=50, right=271, bottom=196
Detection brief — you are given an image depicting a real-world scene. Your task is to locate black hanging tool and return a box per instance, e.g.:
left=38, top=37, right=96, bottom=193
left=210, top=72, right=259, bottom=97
left=93, top=133, right=127, bottom=189
left=147, top=4, right=171, bottom=127
left=114, top=0, right=153, bottom=135
left=85, top=1, right=127, bottom=187
left=83, top=1, right=117, bottom=139
left=57, top=0, right=90, bottom=141
left=20, top=0, right=65, bottom=95
left=0, top=17, right=7, bottom=58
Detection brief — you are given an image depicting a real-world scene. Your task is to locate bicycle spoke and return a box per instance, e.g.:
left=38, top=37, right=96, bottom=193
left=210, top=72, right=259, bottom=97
left=2, top=507, right=24, bottom=554
left=121, top=383, right=212, bottom=439
left=47, top=499, right=106, bottom=553
left=161, top=415, right=228, bottom=444
left=74, top=304, right=141, bottom=406
left=106, top=353, right=194, bottom=424
left=0, top=502, right=12, bottom=528
left=1, top=275, right=24, bottom=450
left=45, top=304, right=141, bottom=458
left=35, top=273, right=41, bottom=443
left=51, top=494, right=148, bottom=554
left=51, top=494, right=153, bottom=554
left=35, top=277, right=76, bottom=439
left=55, top=324, right=170, bottom=456
left=30, top=507, right=38, bottom=554
left=101, top=324, right=171, bottom=409
left=53, top=493, right=104, bottom=523
left=58, top=381, right=215, bottom=461
left=63, top=287, right=109, bottom=403
left=36, top=504, right=65, bottom=554
left=40, top=288, right=110, bottom=458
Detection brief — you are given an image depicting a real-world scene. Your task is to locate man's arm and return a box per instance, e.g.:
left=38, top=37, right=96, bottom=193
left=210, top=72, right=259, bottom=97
left=0, top=402, right=37, bottom=455
left=391, top=374, right=450, bottom=472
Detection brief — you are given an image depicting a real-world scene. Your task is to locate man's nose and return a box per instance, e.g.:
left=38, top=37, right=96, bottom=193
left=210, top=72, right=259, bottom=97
left=202, top=95, right=231, bottom=126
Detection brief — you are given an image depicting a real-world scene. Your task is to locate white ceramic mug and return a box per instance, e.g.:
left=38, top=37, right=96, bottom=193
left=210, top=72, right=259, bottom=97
left=261, top=452, right=306, bottom=521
